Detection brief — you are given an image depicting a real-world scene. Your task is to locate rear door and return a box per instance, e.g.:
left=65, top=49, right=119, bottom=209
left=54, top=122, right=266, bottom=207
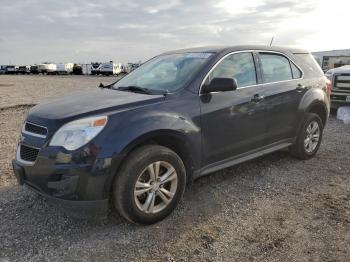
left=257, top=52, right=306, bottom=144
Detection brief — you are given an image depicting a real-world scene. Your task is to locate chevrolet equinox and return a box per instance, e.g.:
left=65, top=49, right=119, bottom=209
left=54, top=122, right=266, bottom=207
left=13, top=46, right=331, bottom=224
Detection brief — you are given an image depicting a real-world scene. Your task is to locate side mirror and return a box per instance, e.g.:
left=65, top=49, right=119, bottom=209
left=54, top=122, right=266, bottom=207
left=201, top=77, right=237, bottom=94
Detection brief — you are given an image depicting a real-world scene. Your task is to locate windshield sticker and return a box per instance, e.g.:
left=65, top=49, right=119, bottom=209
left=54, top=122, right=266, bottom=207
left=185, top=53, right=213, bottom=59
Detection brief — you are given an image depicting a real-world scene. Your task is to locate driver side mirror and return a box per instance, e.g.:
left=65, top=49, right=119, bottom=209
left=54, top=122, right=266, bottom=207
left=201, top=77, right=237, bottom=94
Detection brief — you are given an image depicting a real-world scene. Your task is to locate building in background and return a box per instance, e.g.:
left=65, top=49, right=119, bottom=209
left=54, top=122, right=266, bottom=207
left=313, top=49, right=350, bottom=72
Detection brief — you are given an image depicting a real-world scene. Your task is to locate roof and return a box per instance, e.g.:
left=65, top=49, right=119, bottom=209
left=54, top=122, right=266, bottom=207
left=162, top=45, right=309, bottom=55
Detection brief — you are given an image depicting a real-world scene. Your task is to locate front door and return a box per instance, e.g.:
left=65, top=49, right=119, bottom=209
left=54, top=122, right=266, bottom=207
left=200, top=52, right=268, bottom=167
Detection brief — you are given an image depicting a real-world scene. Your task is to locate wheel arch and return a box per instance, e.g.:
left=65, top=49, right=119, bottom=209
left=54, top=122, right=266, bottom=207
left=108, top=129, right=197, bottom=194
left=306, top=101, right=328, bottom=126
left=298, top=87, right=330, bottom=127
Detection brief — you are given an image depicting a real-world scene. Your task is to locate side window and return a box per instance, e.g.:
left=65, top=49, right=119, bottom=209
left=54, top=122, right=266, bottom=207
left=291, top=62, right=302, bottom=79
left=208, top=52, right=257, bottom=88
left=259, top=53, right=293, bottom=83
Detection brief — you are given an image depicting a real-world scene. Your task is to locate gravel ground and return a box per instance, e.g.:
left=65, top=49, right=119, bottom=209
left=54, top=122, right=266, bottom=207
left=0, top=75, right=349, bottom=261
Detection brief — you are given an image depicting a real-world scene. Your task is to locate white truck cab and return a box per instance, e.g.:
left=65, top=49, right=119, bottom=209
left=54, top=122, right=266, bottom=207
left=326, top=65, right=350, bottom=108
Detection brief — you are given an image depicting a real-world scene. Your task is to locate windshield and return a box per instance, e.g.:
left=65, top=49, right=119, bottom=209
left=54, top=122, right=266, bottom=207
left=113, top=52, right=213, bottom=93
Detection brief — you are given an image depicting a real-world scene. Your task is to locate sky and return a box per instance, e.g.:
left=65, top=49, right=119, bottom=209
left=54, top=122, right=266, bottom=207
left=0, top=0, right=349, bottom=65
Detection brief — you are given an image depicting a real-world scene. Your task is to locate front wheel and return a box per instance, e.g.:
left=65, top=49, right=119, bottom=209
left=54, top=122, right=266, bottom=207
left=112, top=145, right=186, bottom=225
left=290, top=113, right=323, bottom=160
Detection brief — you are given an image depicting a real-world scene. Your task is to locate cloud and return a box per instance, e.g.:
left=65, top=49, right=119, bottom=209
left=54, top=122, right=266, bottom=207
left=0, top=0, right=349, bottom=64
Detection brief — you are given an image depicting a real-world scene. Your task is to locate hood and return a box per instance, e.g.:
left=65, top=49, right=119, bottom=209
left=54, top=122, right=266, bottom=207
left=328, top=65, right=350, bottom=74
left=27, top=88, right=164, bottom=126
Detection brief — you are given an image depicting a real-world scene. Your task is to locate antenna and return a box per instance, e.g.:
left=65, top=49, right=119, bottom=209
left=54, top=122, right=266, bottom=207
left=269, top=36, right=274, bottom=46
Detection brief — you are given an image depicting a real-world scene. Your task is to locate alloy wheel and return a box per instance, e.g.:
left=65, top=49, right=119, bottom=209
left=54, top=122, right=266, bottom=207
left=304, top=120, right=320, bottom=153
left=134, top=161, right=178, bottom=214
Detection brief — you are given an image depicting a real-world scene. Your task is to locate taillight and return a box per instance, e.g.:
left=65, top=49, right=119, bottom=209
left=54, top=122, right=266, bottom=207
left=325, top=78, right=332, bottom=95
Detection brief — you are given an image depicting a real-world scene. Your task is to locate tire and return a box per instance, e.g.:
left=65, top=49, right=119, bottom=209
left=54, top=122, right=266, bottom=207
left=113, top=145, right=186, bottom=225
left=290, top=113, right=323, bottom=160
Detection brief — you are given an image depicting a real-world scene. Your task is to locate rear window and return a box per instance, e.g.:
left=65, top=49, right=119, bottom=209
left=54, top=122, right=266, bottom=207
left=259, top=53, right=293, bottom=82
left=295, top=54, right=324, bottom=77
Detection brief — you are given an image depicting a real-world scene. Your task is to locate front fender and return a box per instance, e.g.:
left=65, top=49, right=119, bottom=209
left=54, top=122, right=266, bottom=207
left=105, top=111, right=199, bottom=154
left=93, top=99, right=201, bottom=180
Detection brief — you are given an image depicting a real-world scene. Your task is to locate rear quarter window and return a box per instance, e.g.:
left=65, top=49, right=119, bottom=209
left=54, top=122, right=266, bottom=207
left=291, top=62, right=302, bottom=79
left=294, top=54, right=324, bottom=77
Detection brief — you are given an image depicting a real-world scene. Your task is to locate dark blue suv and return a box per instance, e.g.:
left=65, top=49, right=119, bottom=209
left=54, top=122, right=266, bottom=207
left=13, top=46, right=331, bottom=224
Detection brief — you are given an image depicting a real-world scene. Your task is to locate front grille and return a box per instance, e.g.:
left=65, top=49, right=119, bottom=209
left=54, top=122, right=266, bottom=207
left=331, top=95, right=347, bottom=101
left=24, top=122, right=47, bottom=136
left=20, top=144, right=39, bottom=162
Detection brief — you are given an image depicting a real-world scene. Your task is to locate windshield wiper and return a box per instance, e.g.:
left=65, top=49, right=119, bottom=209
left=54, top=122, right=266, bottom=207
left=117, top=86, right=152, bottom=94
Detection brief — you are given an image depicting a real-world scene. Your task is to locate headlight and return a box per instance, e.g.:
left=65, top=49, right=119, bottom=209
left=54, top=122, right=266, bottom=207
left=50, top=116, right=108, bottom=150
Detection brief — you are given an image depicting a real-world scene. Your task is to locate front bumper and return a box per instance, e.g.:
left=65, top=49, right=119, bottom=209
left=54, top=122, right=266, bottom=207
left=330, top=92, right=350, bottom=108
left=12, top=144, right=115, bottom=218
left=25, top=179, right=109, bottom=219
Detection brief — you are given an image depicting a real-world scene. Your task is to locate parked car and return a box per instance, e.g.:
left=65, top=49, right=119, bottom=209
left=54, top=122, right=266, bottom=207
left=18, top=65, right=31, bottom=74
left=325, top=65, right=350, bottom=108
left=38, top=63, right=57, bottom=74
left=91, top=62, right=102, bottom=75
left=100, top=61, right=123, bottom=76
left=56, top=63, right=74, bottom=75
left=12, top=45, right=330, bottom=225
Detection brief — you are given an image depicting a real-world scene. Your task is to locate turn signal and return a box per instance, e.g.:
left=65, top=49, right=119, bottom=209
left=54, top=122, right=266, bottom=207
left=92, top=117, right=107, bottom=127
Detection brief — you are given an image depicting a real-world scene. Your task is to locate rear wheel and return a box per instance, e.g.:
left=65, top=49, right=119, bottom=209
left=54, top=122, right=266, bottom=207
left=113, top=145, right=186, bottom=225
left=290, top=113, right=323, bottom=160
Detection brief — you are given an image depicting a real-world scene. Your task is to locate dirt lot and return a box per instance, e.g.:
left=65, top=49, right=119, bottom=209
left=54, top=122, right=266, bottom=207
left=0, top=75, right=349, bottom=261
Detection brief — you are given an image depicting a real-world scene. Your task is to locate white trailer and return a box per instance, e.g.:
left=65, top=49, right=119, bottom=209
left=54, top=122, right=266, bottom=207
left=56, top=63, right=74, bottom=75
left=100, top=61, right=123, bottom=76
left=91, top=62, right=102, bottom=75
left=5, top=65, right=18, bottom=74
left=38, top=63, right=57, bottom=74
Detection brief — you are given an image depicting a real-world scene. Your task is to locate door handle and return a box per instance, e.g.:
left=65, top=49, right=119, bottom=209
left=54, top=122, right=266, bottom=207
left=296, top=84, right=306, bottom=91
left=251, top=94, right=264, bottom=102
